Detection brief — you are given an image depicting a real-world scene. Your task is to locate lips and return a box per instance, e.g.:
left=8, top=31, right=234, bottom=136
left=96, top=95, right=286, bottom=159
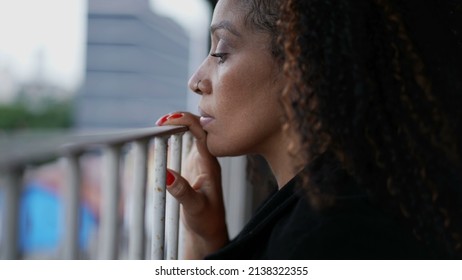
left=199, top=107, right=215, bottom=128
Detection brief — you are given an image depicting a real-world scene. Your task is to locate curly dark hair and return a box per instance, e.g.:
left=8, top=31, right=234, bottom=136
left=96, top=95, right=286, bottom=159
left=277, top=0, right=462, bottom=257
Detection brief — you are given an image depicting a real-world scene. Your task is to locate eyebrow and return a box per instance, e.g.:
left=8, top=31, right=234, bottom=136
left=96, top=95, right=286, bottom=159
left=210, top=21, right=242, bottom=37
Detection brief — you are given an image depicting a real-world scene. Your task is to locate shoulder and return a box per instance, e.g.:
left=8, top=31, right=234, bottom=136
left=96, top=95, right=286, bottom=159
left=265, top=193, right=428, bottom=259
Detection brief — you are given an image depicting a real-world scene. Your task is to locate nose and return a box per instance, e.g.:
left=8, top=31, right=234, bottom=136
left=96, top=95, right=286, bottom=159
left=188, top=75, right=203, bottom=95
left=188, top=62, right=211, bottom=95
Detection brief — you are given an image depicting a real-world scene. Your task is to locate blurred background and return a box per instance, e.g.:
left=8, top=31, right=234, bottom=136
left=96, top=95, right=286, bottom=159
left=0, top=0, right=213, bottom=130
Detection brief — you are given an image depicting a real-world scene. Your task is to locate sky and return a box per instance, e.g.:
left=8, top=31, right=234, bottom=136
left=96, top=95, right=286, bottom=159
left=0, top=0, right=210, bottom=92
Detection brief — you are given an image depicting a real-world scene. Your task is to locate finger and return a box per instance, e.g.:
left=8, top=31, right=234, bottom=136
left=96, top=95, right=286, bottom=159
left=166, top=169, right=205, bottom=215
left=156, top=112, right=210, bottom=156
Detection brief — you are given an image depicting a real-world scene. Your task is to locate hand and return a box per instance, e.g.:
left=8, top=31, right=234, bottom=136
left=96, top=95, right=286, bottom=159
left=156, top=112, right=229, bottom=259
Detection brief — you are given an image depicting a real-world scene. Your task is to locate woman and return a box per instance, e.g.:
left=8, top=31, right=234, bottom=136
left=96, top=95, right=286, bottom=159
left=156, top=0, right=462, bottom=259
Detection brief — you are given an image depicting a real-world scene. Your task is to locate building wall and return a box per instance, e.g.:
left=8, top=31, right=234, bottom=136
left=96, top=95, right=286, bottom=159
left=75, top=0, right=189, bottom=129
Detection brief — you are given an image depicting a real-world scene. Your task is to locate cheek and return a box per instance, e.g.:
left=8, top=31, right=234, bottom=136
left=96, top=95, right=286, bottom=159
left=214, top=77, right=259, bottom=123
left=204, top=52, right=285, bottom=155
left=207, top=75, right=284, bottom=156
left=214, top=55, right=284, bottom=121
left=213, top=68, right=253, bottom=111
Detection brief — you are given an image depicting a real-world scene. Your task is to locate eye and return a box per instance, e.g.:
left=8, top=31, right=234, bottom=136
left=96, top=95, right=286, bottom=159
left=210, top=52, right=228, bottom=64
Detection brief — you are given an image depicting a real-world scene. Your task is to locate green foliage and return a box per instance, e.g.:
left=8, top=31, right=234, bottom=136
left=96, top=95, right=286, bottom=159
left=0, top=98, right=73, bottom=130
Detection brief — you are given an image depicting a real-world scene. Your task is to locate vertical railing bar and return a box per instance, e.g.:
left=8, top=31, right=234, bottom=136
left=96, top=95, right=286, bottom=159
left=62, top=154, right=81, bottom=259
left=178, top=132, right=192, bottom=259
left=151, top=136, right=168, bottom=259
left=1, top=167, right=23, bottom=260
left=128, top=140, right=148, bottom=259
left=99, top=144, right=121, bottom=260
left=165, top=133, right=183, bottom=260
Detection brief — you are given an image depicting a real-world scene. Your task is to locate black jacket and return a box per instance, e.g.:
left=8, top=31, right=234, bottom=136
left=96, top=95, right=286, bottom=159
left=205, top=175, right=433, bottom=259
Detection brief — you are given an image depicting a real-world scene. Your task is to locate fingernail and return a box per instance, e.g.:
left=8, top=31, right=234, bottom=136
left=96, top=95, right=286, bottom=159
left=166, top=169, right=175, bottom=186
left=168, top=113, right=184, bottom=120
left=156, top=114, right=170, bottom=126
left=156, top=113, right=184, bottom=126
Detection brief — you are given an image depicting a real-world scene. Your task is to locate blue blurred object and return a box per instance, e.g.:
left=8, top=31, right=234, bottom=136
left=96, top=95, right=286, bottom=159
left=17, top=181, right=97, bottom=253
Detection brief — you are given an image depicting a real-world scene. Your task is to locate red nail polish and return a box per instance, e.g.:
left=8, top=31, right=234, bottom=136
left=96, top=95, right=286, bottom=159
left=166, top=170, right=175, bottom=186
left=168, top=113, right=184, bottom=120
left=156, top=114, right=170, bottom=126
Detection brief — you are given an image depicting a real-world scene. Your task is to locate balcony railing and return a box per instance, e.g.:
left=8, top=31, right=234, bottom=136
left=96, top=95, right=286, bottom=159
left=0, top=126, right=189, bottom=260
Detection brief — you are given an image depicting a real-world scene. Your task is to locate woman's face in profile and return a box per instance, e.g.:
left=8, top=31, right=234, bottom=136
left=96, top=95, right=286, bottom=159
left=189, top=0, right=286, bottom=157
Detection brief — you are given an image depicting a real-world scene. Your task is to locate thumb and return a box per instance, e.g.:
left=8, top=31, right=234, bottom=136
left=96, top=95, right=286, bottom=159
left=166, top=169, right=205, bottom=214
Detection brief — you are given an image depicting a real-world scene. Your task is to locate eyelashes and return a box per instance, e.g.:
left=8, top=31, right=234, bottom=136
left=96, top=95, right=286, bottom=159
left=210, top=52, right=228, bottom=64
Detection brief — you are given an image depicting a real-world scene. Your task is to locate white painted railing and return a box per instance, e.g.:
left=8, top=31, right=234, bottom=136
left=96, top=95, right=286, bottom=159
left=0, top=126, right=189, bottom=260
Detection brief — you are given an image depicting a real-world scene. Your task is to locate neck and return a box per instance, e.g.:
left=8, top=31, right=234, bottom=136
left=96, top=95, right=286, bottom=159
left=260, top=127, right=304, bottom=188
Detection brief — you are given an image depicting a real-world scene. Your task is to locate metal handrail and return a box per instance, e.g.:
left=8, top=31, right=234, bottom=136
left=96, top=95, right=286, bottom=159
left=0, top=126, right=189, bottom=260
left=0, top=126, right=188, bottom=170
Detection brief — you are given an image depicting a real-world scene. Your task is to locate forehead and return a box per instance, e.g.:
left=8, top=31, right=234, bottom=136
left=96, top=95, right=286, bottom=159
left=211, top=0, right=273, bottom=50
left=212, top=0, right=248, bottom=30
